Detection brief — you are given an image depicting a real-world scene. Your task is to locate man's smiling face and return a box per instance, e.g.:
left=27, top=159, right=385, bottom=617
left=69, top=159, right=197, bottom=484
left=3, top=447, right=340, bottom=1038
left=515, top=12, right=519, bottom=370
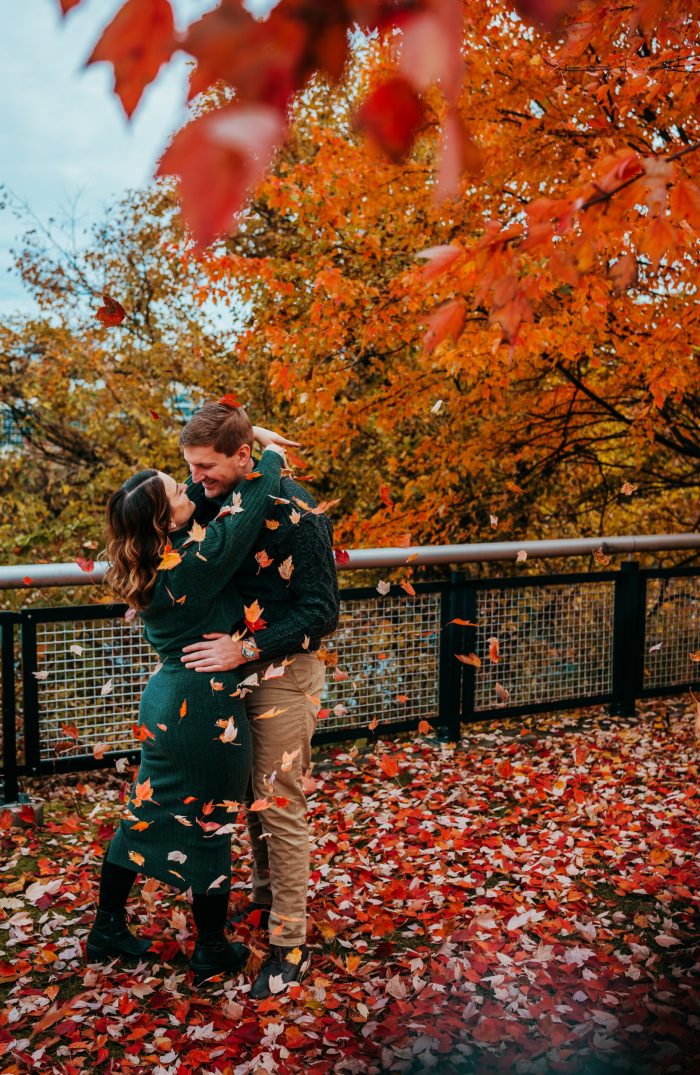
left=183, top=442, right=252, bottom=498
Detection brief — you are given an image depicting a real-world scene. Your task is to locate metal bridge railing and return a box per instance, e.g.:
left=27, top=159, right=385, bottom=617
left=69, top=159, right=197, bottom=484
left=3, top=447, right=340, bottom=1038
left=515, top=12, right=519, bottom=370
left=1, top=535, right=699, bottom=804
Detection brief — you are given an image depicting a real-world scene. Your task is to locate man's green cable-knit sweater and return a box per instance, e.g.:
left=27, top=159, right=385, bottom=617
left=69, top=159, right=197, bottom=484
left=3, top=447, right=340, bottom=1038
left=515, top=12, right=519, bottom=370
left=188, top=466, right=340, bottom=661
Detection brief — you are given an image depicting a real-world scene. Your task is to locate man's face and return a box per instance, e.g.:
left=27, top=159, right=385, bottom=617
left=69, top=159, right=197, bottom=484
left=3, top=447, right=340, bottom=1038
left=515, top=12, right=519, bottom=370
left=183, top=443, right=252, bottom=498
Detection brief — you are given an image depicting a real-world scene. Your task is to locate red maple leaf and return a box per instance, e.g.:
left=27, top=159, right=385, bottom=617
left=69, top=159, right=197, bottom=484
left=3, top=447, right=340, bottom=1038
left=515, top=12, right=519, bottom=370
left=334, top=548, right=350, bottom=566
left=218, top=393, right=241, bottom=407
left=87, top=0, right=176, bottom=119
left=76, top=556, right=94, bottom=574
left=182, top=0, right=306, bottom=111
left=156, top=103, right=285, bottom=247
left=354, top=76, right=425, bottom=162
left=95, top=293, right=126, bottom=326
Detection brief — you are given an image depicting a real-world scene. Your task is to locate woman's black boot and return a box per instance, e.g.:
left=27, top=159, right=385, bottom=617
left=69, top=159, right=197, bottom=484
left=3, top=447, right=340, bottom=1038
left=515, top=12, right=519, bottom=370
left=189, top=929, right=249, bottom=985
left=86, top=908, right=151, bottom=963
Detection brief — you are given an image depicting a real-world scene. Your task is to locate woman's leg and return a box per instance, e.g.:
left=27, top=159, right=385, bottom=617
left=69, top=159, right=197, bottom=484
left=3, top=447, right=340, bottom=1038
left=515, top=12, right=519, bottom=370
left=86, top=843, right=151, bottom=963
left=98, top=857, right=138, bottom=912
left=189, top=890, right=249, bottom=984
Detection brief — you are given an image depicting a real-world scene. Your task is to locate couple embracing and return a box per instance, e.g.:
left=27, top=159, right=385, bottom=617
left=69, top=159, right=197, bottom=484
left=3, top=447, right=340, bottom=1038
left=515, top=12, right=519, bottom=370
left=84, top=402, right=340, bottom=997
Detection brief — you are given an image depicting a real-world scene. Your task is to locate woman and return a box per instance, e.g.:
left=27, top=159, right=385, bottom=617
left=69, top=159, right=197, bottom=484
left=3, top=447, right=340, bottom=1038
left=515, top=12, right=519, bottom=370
left=85, top=425, right=293, bottom=984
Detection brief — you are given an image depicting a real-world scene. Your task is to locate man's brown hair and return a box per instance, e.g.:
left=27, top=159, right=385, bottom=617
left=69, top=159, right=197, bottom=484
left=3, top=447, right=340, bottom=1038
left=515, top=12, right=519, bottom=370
left=179, top=403, right=254, bottom=456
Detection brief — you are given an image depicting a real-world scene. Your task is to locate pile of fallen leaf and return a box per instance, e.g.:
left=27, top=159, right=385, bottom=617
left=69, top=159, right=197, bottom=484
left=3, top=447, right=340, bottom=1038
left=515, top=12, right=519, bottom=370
left=1, top=699, right=699, bottom=1074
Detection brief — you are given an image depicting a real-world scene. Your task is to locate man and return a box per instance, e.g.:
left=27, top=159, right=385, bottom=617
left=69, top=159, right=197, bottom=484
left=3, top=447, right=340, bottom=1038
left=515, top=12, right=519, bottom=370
left=179, top=402, right=340, bottom=999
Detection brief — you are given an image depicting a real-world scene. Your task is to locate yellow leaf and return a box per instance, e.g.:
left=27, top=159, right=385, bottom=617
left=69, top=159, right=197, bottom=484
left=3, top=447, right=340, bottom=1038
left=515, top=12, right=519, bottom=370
left=255, top=706, right=289, bottom=720
left=128, top=851, right=145, bottom=867
left=278, top=555, right=294, bottom=582
left=456, top=653, right=481, bottom=667
left=157, top=544, right=182, bottom=571
left=265, top=518, right=280, bottom=530
left=187, top=520, right=206, bottom=544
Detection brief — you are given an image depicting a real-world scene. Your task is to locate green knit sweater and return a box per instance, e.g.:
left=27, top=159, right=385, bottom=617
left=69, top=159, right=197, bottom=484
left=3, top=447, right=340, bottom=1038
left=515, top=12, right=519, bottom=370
left=189, top=468, right=340, bottom=661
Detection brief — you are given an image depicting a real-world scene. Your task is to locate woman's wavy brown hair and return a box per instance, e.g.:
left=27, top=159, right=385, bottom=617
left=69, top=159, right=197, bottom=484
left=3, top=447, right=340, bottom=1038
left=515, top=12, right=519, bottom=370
left=104, top=469, right=171, bottom=611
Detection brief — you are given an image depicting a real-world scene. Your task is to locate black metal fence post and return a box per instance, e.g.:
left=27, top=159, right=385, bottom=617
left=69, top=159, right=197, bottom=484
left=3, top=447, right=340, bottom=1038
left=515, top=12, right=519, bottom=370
left=438, top=571, right=467, bottom=742
left=1, top=612, right=20, bottom=804
left=20, top=611, right=41, bottom=775
left=459, top=579, right=479, bottom=726
left=611, top=560, right=643, bottom=717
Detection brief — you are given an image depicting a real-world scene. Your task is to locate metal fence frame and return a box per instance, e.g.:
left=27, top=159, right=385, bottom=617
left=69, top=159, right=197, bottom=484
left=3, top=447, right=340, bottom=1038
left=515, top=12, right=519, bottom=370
left=2, top=538, right=699, bottom=804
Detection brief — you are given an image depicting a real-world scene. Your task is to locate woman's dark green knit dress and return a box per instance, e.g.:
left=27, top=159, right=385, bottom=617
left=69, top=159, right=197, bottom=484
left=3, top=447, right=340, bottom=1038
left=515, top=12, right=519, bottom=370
left=106, top=448, right=283, bottom=894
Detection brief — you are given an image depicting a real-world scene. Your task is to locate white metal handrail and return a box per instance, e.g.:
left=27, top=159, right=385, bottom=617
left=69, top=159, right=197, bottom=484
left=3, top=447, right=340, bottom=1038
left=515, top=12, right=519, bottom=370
left=1, top=533, right=698, bottom=589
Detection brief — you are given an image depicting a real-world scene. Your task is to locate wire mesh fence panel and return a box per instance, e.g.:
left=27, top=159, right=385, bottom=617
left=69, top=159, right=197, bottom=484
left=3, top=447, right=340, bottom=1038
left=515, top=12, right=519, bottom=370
left=643, top=575, right=700, bottom=689
left=319, top=591, right=441, bottom=733
left=34, top=617, right=157, bottom=761
left=473, top=581, right=616, bottom=711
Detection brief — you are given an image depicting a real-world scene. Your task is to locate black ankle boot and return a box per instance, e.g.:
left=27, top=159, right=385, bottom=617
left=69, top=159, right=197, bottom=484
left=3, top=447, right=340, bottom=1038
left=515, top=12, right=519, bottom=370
left=86, top=908, right=151, bottom=964
left=189, top=929, right=249, bottom=985
left=249, top=944, right=310, bottom=1000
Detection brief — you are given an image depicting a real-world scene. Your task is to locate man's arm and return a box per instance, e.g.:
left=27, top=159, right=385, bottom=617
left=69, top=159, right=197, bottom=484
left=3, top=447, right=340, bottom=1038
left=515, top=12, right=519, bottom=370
left=181, top=513, right=340, bottom=671
left=250, top=513, right=340, bottom=662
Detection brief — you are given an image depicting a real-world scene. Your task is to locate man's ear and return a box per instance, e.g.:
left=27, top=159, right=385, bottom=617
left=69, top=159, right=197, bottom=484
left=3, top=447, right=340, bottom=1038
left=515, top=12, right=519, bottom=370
left=236, top=443, right=252, bottom=467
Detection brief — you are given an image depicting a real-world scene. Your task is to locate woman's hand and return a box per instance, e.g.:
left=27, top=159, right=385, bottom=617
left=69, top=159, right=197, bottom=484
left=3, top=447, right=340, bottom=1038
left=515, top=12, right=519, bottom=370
left=252, top=424, right=301, bottom=449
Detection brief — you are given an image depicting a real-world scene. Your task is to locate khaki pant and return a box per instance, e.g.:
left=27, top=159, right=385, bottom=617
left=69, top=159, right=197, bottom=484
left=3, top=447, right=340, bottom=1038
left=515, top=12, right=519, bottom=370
left=242, top=651, right=325, bottom=947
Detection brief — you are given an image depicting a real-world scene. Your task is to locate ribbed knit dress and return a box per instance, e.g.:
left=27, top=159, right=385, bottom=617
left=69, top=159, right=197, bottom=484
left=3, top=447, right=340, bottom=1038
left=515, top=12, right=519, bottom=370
left=106, top=448, right=283, bottom=894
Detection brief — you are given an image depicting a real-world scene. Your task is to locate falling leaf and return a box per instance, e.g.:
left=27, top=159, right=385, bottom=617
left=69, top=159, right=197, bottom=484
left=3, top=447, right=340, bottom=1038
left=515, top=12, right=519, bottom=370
left=186, top=520, right=207, bottom=544
left=265, top=518, right=280, bottom=530
left=302, top=635, right=311, bottom=650
left=377, top=580, right=391, bottom=596
left=278, top=555, right=294, bottom=582
left=488, top=636, right=500, bottom=663
left=290, top=508, right=302, bottom=525
left=280, top=748, right=301, bottom=772
left=95, top=292, right=126, bottom=326
left=354, top=76, right=425, bottom=162
left=334, top=548, right=350, bottom=565
left=379, top=755, right=399, bottom=778
left=101, top=679, right=113, bottom=697
left=157, top=544, right=182, bottom=571
left=218, top=393, right=240, bottom=407
left=490, top=514, right=498, bottom=528
left=255, top=706, right=289, bottom=720
left=400, top=579, right=416, bottom=596
left=69, top=644, right=84, bottom=656
left=255, top=549, right=274, bottom=572
left=76, top=556, right=95, bottom=573
left=61, top=722, right=79, bottom=740
left=179, top=699, right=187, bottom=719
left=516, top=549, right=528, bottom=563
left=621, top=481, right=638, bottom=495
left=250, top=798, right=271, bottom=811
left=456, top=653, right=481, bottom=667
left=431, top=399, right=444, bottom=414
left=128, top=851, right=145, bottom=868
left=495, top=682, right=510, bottom=702
left=167, top=850, right=187, bottom=863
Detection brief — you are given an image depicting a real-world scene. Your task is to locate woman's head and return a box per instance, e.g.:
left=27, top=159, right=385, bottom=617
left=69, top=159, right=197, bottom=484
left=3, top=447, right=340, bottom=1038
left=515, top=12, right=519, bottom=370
left=104, top=469, right=194, bottom=609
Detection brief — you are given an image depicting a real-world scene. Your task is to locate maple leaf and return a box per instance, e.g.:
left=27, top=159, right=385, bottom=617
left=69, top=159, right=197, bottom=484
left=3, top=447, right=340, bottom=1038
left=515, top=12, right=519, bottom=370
left=255, top=549, right=274, bottom=572
left=61, top=722, right=79, bottom=740
left=334, top=548, right=350, bottom=565
left=128, top=850, right=145, bottom=867
left=255, top=706, right=289, bottom=720
left=95, top=293, right=126, bottom=326
left=278, top=555, right=294, bottom=582
left=289, top=507, right=301, bottom=524
left=376, top=580, right=391, bottom=596
left=379, top=754, right=399, bottom=778
left=186, top=519, right=206, bottom=544
left=355, top=76, right=426, bottom=162
left=400, top=579, right=416, bottom=596
left=157, top=543, right=182, bottom=570
left=424, top=298, right=467, bottom=352
left=75, top=555, right=95, bottom=573
left=218, top=392, right=240, bottom=407
left=156, top=103, right=285, bottom=246
left=456, top=653, right=481, bottom=667
left=244, top=599, right=266, bottom=633
left=87, top=0, right=175, bottom=119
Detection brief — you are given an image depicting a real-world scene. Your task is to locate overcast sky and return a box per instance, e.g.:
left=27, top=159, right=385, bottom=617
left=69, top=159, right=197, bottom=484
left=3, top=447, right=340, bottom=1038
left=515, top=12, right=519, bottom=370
left=0, top=0, right=269, bottom=317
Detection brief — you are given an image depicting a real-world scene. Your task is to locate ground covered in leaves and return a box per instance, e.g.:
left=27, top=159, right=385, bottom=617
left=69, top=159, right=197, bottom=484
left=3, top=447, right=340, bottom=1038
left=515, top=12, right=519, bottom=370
left=1, top=700, right=699, bottom=1074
